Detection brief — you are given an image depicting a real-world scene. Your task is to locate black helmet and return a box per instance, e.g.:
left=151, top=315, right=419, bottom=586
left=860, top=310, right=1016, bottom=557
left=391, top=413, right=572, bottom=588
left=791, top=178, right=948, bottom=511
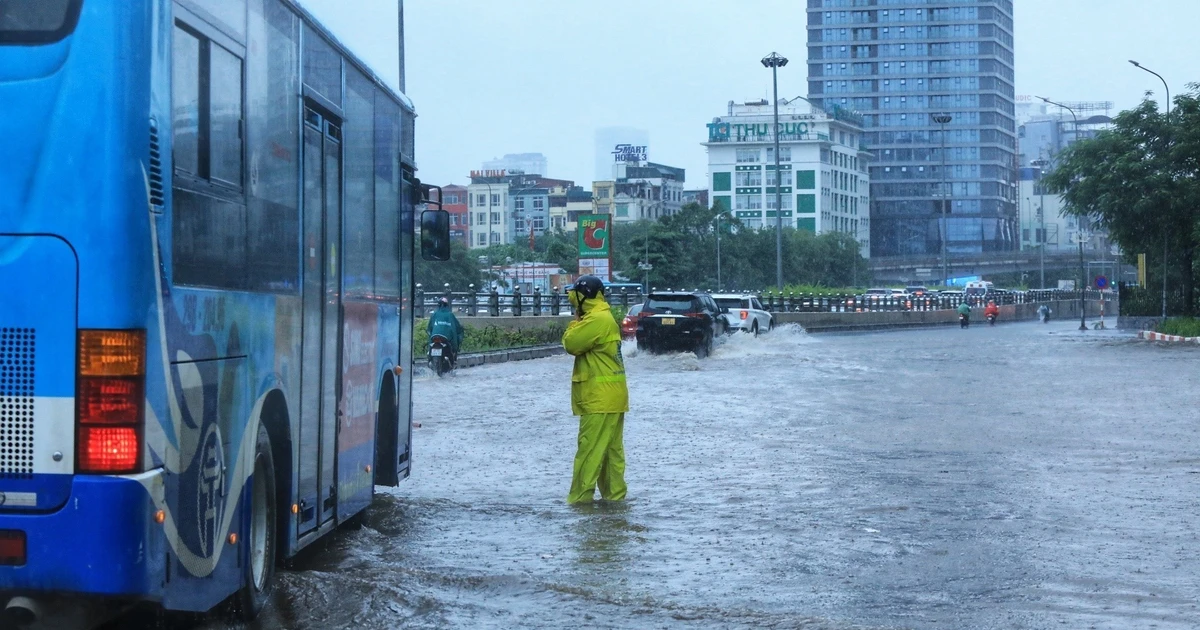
left=438, top=296, right=450, bottom=307
left=571, top=275, right=605, bottom=300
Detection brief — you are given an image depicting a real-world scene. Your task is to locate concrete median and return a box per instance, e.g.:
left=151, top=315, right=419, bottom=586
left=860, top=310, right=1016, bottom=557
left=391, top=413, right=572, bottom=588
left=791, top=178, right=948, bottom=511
left=773, top=298, right=1110, bottom=333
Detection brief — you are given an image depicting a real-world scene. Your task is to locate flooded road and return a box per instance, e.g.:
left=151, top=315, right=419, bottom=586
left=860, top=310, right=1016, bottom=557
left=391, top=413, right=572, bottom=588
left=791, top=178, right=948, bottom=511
left=237, top=321, right=1198, bottom=629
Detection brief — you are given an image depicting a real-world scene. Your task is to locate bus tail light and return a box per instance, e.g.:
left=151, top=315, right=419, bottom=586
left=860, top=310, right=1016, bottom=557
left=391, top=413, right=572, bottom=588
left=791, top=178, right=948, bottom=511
left=0, top=531, right=26, bottom=566
left=78, top=330, right=145, bottom=377
left=77, top=330, right=146, bottom=474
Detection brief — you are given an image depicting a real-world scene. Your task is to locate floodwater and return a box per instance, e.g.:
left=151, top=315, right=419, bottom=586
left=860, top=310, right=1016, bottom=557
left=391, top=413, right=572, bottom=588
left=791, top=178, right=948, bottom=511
left=209, top=321, right=1198, bottom=629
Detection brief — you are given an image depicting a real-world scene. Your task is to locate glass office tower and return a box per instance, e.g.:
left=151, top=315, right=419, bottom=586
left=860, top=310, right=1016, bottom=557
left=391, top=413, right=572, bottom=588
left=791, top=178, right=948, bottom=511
left=806, top=0, right=1017, bottom=257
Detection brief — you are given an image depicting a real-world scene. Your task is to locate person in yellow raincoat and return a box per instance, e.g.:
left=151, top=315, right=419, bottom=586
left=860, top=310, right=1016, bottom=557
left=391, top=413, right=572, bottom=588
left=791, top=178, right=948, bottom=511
left=562, top=275, right=629, bottom=503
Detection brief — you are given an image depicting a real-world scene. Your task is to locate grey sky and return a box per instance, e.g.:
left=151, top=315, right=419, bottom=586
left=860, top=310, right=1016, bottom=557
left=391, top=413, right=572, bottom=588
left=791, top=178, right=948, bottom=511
left=308, top=1, right=1200, bottom=189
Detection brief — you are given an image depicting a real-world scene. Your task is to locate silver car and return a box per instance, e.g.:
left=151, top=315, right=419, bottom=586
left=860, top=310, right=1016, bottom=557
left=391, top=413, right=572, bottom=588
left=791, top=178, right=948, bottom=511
left=711, top=293, right=773, bottom=336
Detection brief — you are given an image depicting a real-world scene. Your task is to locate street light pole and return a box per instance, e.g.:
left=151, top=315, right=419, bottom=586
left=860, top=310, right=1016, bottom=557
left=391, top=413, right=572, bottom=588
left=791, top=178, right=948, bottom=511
left=1076, top=232, right=1089, bottom=331
left=715, top=214, right=721, bottom=291
left=762, top=52, right=788, bottom=291
left=1031, top=157, right=1049, bottom=290
left=931, top=113, right=953, bottom=286
left=1129, top=60, right=1171, bottom=319
left=1039, top=180, right=1046, bottom=289
left=1038, top=97, right=1085, bottom=324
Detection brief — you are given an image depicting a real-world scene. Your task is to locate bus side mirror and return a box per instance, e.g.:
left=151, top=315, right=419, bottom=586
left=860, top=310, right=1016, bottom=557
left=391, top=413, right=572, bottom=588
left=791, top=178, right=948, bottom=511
left=420, top=210, right=451, bottom=261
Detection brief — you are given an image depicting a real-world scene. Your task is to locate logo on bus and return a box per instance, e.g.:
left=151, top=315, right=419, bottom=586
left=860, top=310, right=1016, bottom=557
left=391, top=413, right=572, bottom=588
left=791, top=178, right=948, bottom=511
left=196, top=423, right=225, bottom=557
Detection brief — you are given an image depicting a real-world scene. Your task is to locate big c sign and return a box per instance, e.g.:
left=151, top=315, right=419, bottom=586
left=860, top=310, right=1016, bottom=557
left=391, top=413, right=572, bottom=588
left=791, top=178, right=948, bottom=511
left=578, top=215, right=611, bottom=257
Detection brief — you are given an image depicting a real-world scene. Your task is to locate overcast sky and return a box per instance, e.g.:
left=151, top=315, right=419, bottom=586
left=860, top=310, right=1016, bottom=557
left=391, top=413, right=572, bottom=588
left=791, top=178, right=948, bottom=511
left=304, top=0, right=1200, bottom=189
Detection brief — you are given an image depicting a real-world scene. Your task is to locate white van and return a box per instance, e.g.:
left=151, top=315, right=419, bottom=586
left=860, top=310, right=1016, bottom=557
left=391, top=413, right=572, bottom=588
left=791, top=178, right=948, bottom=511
left=964, top=280, right=995, bottom=301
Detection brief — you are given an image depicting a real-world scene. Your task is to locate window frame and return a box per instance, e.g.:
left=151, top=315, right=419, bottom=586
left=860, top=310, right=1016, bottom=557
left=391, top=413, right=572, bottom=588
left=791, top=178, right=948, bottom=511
left=171, top=17, right=247, bottom=197
left=0, top=0, right=83, bottom=45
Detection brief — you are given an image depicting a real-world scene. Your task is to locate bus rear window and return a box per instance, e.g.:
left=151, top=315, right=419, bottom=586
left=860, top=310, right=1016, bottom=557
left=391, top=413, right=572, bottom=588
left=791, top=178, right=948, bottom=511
left=0, top=0, right=82, bottom=45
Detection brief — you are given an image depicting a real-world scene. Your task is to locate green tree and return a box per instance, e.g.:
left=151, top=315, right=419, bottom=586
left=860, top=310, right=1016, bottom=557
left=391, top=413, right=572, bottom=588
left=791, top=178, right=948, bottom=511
left=415, top=239, right=482, bottom=291
left=1043, top=88, right=1200, bottom=315
left=609, top=202, right=869, bottom=291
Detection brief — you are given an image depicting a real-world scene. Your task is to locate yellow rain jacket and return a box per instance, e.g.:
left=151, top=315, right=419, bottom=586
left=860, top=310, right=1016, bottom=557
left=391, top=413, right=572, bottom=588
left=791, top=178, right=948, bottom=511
left=562, top=296, right=629, bottom=416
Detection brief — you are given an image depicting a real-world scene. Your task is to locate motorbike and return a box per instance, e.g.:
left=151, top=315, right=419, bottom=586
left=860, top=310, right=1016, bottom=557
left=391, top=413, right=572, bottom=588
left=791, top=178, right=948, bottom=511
left=428, top=334, right=457, bottom=377
left=987, top=313, right=997, bottom=326
left=1039, top=308, right=1051, bottom=323
left=959, top=313, right=970, bottom=329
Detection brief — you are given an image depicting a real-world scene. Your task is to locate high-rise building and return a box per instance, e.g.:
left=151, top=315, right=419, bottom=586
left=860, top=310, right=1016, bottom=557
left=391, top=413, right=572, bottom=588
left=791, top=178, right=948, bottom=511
left=703, top=99, right=871, bottom=256
left=806, top=1, right=1017, bottom=257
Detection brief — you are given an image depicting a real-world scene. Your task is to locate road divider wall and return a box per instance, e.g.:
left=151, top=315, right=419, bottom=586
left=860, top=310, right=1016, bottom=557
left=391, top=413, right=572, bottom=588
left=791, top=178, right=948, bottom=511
left=773, top=299, right=1108, bottom=333
left=455, top=315, right=574, bottom=331
left=427, top=297, right=1112, bottom=341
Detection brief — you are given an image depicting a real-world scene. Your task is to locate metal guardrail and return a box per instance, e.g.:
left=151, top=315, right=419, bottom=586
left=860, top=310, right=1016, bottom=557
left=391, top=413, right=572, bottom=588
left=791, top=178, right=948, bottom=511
left=416, top=284, right=1110, bottom=317
left=415, top=284, right=646, bottom=318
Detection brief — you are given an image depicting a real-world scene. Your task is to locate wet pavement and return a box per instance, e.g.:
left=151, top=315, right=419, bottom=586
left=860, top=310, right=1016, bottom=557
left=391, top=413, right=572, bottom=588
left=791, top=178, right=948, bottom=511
left=215, top=320, right=1197, bottom=629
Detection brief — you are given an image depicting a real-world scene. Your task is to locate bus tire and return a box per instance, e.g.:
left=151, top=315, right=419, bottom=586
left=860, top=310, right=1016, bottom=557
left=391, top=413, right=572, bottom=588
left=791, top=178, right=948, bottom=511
left=236, top=423, right=277, bottom=620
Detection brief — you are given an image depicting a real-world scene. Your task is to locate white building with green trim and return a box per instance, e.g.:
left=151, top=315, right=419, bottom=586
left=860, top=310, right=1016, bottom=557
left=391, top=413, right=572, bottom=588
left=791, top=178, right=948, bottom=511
left=704, top=99, right=871, bottom=257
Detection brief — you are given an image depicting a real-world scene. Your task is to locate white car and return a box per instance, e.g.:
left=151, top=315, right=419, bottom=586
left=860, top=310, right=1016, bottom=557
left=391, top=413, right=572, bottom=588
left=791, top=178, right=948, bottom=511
left=711, top=293, right=773, bottom=336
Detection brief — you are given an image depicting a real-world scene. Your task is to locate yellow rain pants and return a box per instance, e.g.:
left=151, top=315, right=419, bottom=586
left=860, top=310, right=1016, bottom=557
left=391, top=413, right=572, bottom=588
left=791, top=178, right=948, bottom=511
left=568, top=413, right=627, bottom=503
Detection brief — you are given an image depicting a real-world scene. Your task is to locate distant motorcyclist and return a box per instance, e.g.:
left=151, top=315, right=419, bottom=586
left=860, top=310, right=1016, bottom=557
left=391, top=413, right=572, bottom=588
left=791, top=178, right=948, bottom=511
left=984, top=300, right=999, bottom=320
left=956, top=300, right=971, bottom=328
left=427, top=297, right=464, bottom=356
left=1037, top=304, right=1051, bottom=323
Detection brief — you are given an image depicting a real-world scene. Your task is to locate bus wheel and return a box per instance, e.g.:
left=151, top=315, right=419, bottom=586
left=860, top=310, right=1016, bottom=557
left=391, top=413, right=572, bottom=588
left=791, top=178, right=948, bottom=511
left=237, top=423, right=277, bottom=620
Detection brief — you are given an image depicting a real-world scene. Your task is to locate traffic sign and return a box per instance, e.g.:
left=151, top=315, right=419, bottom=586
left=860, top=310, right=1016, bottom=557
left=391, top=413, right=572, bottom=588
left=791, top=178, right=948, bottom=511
left=1095, top=275, right=1108, bottom=289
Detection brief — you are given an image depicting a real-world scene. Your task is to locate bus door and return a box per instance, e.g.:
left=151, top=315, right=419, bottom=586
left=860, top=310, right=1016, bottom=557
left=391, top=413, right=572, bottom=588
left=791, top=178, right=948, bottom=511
left=299, top=105, right=342, bottom=534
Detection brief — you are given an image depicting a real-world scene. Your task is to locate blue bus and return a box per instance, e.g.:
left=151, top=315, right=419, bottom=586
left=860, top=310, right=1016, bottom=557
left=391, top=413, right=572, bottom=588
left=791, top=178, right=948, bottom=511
left=0, top=0, right=448, bottom=626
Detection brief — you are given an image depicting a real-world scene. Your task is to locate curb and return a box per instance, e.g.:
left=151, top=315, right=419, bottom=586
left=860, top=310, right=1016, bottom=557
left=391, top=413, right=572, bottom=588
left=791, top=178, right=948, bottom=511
left=416, top=343, right=564, bottom=370
left=1137, top=331, right=1200, bottom=344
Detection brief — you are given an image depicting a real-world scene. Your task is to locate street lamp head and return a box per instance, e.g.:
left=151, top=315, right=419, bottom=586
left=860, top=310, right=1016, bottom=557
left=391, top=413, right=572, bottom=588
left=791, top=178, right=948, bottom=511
left=931, top=113, right=953, bottom=124
left=761, top=52, right=788, bottom=68
left=1128, top=60, right=1141, bottom=68
left=1035, top=95, right=1050, bottom=104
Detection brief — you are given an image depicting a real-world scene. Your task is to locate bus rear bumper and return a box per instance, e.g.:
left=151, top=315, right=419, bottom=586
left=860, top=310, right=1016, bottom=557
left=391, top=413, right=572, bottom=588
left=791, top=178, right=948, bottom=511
left=0, top=470, right=165, bottom=598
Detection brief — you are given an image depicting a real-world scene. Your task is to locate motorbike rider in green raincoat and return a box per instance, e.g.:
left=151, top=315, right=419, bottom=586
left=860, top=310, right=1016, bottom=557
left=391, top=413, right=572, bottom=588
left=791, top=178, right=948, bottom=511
left=427, top=297, right=464, bottom=356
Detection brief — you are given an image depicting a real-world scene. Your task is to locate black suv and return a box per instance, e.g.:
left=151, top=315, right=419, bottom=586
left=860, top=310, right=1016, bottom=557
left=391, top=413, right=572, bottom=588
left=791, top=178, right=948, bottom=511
left=635, top=291, right=726, bottom=358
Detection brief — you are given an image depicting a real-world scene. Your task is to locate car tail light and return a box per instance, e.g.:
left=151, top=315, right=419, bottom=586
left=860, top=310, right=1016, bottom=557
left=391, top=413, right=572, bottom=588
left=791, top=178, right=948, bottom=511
left=739, top=310, right=748, bottom=320
left=77, top=330, right=145, bottom=474
left=685, top=313, right=706, bottom=319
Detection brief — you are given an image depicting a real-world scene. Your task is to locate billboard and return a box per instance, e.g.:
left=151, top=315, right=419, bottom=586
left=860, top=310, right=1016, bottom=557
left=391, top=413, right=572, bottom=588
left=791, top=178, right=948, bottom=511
left=577, top=215, right=611, bottom=257
left=577, top=214, right=612, bottom=282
